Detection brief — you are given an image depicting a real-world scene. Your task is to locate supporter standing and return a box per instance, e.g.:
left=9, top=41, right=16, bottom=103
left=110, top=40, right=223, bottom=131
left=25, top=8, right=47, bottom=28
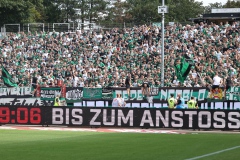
left=168, top=94, right=176, bottom=109
left=212, top=72, right=222, bottom=89
left=225, top=75, right=233, bottom=99
left=31, top=73, right=38, bottom=97
left=187, top=97, right=198, bottom=109
left=112, top=94, right=121, bottom=107
left=176, top=94, right=185, bottom=109
left=119, top=94, right=126, bottom=107
left=53, top=95, right=60, bottom=106
left=125, top=73, right=131, bottom=100
left=141, top=77, right=150, bottom=100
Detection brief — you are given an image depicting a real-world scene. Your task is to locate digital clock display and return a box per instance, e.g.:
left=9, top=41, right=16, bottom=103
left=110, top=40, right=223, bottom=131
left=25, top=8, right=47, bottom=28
left=0, top=107, right=42, bottom=125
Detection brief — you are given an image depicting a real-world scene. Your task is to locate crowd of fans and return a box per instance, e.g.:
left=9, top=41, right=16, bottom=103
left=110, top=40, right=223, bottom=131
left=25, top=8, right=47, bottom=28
left=0, top=21, right=240, bottom=88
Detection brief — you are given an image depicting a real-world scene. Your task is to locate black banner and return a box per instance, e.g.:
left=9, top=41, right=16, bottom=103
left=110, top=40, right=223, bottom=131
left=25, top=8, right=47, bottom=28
left=65, top=87, right=83, bottom=102
left=0, top=98, right=53, bottom=106
left=1, top=106, right=240, bottom=130
left=0, top=87, right=33, bottom=98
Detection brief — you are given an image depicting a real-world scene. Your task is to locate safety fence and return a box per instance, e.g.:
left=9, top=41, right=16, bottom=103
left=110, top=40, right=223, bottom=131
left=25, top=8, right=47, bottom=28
left=0, top=22, right=147, bottom=37
left=0, top=106, right=239, bottom=130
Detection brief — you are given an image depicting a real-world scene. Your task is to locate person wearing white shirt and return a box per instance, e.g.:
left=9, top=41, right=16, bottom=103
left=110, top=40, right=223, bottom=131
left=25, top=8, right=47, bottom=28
left=119, top=94, right=126, bottom=107
left=78, top=79, right=84, bottom=87
left=212, top=72, right=222, bottom=89
left=95, top=81, right=102, bottom=88
left=73, top=76, right=79, bottom=87
left=191, top=70, right=197, bottom=79
left=112, top=94, right=121, bottom=107
left=172, top=76, right=179, bottom=87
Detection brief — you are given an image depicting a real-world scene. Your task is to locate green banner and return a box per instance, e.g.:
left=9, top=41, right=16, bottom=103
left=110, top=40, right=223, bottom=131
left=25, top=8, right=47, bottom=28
left=152, top=22, right=162, bottom=27
left=102, top=92, right=113, bottom=100
left=226, top=87, right=240, bottom=101
left=40, top=87, right=61, bottom=100
left=112, top=87, right=209, bottom=101
left=83, top=88, right=102, bottom=99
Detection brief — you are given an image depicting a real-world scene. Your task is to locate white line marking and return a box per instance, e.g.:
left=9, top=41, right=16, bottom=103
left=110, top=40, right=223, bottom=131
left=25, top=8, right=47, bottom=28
left=185, top=146, right=240, bottom=160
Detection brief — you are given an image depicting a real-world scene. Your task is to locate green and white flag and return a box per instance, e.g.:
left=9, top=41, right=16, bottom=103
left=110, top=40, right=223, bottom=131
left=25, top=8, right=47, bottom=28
left=1, top=66, right=18, bottom=87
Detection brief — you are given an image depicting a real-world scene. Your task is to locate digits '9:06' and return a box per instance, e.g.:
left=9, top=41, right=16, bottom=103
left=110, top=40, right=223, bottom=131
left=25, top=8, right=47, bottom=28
left=0, top=107, right=41, bottom=124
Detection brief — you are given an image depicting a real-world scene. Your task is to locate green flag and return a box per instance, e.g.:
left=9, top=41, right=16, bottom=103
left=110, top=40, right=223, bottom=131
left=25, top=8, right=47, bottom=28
left=174, top=57, right=192, bottom=83
left=1, top=66, right=18, bottom=87
left=202, top=28, right=209, bottom=36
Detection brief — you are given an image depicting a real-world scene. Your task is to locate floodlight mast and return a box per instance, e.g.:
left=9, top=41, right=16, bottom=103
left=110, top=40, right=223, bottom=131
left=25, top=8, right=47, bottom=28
left=161, top=0, right=165, bottom=87
left=158, top=0, right=168, bottom=87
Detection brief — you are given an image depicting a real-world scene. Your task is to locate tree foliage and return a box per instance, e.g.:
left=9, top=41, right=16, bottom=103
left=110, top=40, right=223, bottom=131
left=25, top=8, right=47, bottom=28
left=43, top=0, right=62, bottom=23
left=165, top=0, right=204, bottom=23
left=126, top=0, right=162, bottom=24
left=223, top=0, right=240, bottom=8
left=88, top=0, right=109, bottom=23
left=103, top=1, right=132, bottom=23
left=0, top=0, right=30, bottom=26
left=204, top=2, right=223, bottom=14
left=0, top=0, right=238, bottom=27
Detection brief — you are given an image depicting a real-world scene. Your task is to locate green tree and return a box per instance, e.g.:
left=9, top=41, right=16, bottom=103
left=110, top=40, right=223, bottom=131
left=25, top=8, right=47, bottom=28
left=165, top=0, right=204, bottom=23
left=223, top=0, right=240, bottom=8
left=88, top=0, right=109, bottom=23
left=103, top=0, right=132, bottom=24
left=27, top=0, right=45, bottom=22
left=55, top=0, right=79, bottom=22
left=0, top=0, right=30, bottom=27
left=125, top=0, right=204, bottom=24
left=43, top=0, right=62, bottom=23
left=126, top=0, right=162, bottom=24
left=204, top=2, right=223, bottom=14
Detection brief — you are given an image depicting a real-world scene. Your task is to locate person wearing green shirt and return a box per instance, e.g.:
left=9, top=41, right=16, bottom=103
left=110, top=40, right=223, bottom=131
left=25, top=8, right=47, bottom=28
left=168, top=94, right=176, bottom=109
left=187, top=97, right=198, bottom=109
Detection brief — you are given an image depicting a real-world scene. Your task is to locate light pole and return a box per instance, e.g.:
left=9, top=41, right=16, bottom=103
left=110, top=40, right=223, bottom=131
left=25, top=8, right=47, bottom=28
left=161, top=0, right=165, bottom=87
left=158, top=0, right=168, bottom=87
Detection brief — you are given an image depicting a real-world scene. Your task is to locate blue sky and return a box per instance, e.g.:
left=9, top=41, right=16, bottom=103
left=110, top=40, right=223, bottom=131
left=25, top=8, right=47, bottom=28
left=195, top=0, right=228, bottom=6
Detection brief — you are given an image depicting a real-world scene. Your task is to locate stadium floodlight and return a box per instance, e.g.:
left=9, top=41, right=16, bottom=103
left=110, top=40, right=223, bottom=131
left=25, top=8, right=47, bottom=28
left=158, top=0, right=168, bottom=87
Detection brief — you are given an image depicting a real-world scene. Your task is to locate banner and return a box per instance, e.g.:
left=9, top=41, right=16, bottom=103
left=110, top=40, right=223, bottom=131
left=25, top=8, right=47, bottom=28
left=0, top=87, right=32, bottom=98
left=1, top=106, right=239, bottom=130
left=226, top=87, right=240, bottom=101
left=65, top=87, right=83, bottom=103
left=40, top=87, right=61, bottom=100
left=152, top=22, right=162, bottom=27
left=208, top=87, right=224, bottom=100
left=112, top=87, right=209, bottom=102
left=0, top=98, right=53, bottom=106
left=102, top=88, right=113, bottom=100
left=83, top=88, right=102, bottom=99
left=48, top=107, right=240, bottom=130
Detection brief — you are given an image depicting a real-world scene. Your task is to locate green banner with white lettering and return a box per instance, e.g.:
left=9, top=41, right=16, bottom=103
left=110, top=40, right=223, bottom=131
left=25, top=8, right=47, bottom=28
left=40, top=87, right=61, bottom=100
left=83, top=88, right=102, bottom=99
left=226, top=87, right=240, bottom=101
left=112, top=87, right=209, bottom=101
